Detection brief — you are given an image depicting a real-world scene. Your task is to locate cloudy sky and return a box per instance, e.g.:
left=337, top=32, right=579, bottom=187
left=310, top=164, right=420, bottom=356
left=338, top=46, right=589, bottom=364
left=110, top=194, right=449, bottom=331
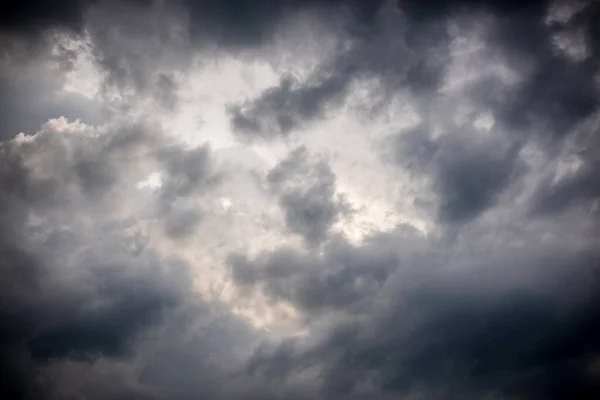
left=1, top=0, right=600, bottom=399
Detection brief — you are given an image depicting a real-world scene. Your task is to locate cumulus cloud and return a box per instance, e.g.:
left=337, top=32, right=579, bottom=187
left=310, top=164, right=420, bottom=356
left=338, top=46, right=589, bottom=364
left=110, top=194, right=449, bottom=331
left=0, top=119, right=185, bottom=398
left=1, top=1, right=600, bottom=400
left=230, top=73, right=352, bottom=138
left=265, top=147, right=348, bottom=245
left=244, top=218, right=600, bottom=399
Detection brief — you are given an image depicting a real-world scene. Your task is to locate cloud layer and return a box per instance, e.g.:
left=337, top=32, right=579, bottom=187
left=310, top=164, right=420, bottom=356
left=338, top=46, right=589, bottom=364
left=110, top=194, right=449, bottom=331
left=1, top=1, right=600, bottom=399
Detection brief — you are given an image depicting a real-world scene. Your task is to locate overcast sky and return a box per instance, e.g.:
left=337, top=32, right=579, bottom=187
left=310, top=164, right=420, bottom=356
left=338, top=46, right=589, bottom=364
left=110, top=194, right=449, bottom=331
left=1, top=1, right=600, bottom=399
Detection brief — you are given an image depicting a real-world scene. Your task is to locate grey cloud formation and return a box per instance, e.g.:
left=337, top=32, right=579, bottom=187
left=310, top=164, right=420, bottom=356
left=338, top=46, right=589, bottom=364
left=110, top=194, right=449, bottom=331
left=162, top=207, right=203, bottom=239
left=0, top=0, right=87, bottom=37
left=0, top=121, right=188, bottom=399
left=157, top=144, right=219, bottom=239
left=0, top=35, right=108, bottom=141
left=0, top=118, right=261, bottom=400
left=532, top=161, right=600, bottom=216
left=159, top=144, right=217, bottom=204
left=383, top=0, right=600, bottom=226
left=527, top=121, right=600, bottom=218
left=266, top=147, right=347, bottom=246
left=243, top=220, right=600, bottom=399
left=230, top=73, right=351, bottom=139
left=225, top=2, right=600, bottom=397
left=457, top=2, right=600, bottom=147
left=227, top=3, right=407, bottom=139
left=226, top=0, right=560, bottom=140
left=83, top=1, right=193, bottom=108
left=392, top=126, right=525, bottom=223
left=2, top=1, right=600, bottom=400
left=435, top=139, right=522, bottom=222
left=186, top=0, right=386, bottom=50
left=230, top=226, right=418, bottom=315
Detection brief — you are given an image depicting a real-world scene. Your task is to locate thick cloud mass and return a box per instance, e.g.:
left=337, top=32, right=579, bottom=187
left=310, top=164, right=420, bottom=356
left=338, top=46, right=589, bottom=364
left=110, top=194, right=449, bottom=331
left=265, top=147, right=347, bottom=245
left=1, top=1, right=600, bottom=400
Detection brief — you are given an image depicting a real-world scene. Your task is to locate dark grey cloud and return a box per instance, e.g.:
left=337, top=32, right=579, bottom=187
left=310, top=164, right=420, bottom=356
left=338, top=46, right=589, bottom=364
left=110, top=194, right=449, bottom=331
left=530, top=143, right=600, bottom=217
left=225, top=0, right=572, bottom=139
left=474, top=39, right=599, bottom=145
left=0, top=35, right=108, bottom=141
left=156, top=144, right=219, bottom=238
left=375, top=0, right=600, bottom=227
left=0, top=80, right=107, bottom=142
left=0, top=0, right=87, bottom=36
left=158, top=144, right=218, bottom=206
left=186, top=0, right=385, bottom=50
left=25, top=257, right=187, bottom=361
left=0, top=125, right=188, bottom=399
left=266, top=147, right=347, bottom=246
left=391, top=125, right=525, bottom=223
left=0, top=2, right=128, bottom=143
left=241, top=222, right=600, bottom=400
left=13, top=0, right=381, bottom=112
left=162, top=208, right=203, bottom=239
left=230, top=73, right=351, bottom=139
left=2, top=1, right=600, bottom=400
left=435, top=140, right=522, bottom=222
left=226, top=3, right=405, bottom=139
left=154, top=73, right=179, bottom=110
left=229, top=226, right=425, bottom=317
left=82, top=1, right=193, bottom=109
left=0, top=119, right=260, bottom=400
left=186, top=0, right=290, bottom=50
left=453, top=1, right=600, bottom=146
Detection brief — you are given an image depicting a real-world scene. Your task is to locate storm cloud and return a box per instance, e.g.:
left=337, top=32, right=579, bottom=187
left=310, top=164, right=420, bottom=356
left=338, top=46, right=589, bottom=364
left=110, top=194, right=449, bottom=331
left=1, top=0, right=600, bottom=399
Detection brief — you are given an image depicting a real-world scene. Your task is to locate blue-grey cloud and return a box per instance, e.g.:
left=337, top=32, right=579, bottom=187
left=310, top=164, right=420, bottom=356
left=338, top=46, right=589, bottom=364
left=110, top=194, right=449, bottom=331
left=2, top=1, right=600, bottom=400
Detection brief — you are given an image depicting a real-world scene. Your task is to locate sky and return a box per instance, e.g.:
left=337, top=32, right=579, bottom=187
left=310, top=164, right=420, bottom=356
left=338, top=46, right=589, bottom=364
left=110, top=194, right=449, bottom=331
left=1, top=0, right=600, bottom=399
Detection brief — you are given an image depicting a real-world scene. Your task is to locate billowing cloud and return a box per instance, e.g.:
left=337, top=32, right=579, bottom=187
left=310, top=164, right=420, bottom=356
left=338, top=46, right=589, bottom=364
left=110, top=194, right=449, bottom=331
left=230, top=73, right=351, bottom=138
left=1, top=1, right=600, bottom=400
left=265, top=147, right=348, bottom=245
left=244, top=218, right=600, bottom=399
